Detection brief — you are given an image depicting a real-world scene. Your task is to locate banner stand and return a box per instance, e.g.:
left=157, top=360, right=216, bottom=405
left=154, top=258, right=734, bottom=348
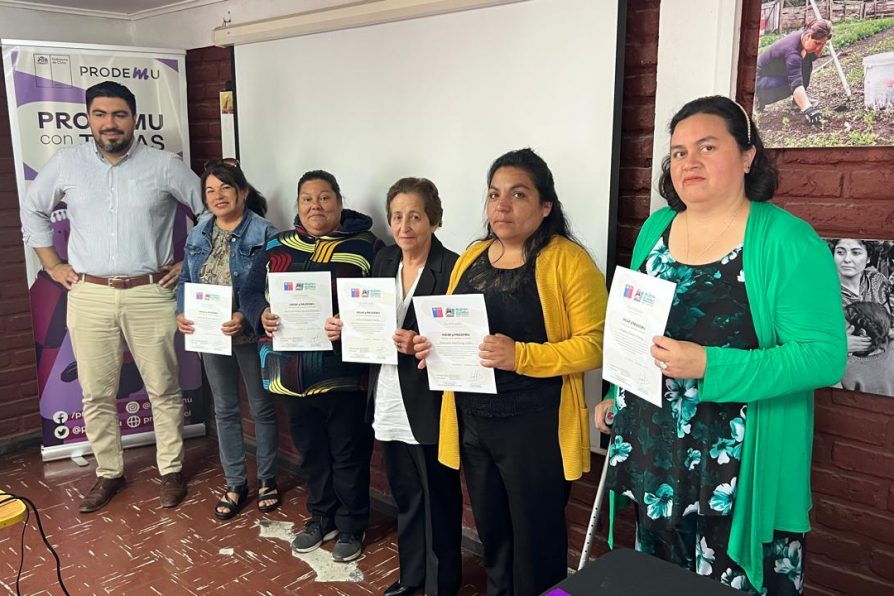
left=1, top=39, right=207, bottom=463
left=42, top=425, right=208, bottom=465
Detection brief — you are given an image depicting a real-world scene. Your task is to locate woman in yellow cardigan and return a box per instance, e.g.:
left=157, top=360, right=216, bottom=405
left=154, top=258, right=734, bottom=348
left=414, top=148, right=607, bottom=595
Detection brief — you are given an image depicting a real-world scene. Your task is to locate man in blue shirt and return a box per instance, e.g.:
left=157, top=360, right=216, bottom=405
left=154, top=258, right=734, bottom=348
left=21, top=81, right=205, bottom=513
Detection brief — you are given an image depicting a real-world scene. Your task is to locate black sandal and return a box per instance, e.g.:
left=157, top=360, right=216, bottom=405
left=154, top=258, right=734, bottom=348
left=257, top=478, right=281, bottom=513
left=214, top=484, right=248, bottom=520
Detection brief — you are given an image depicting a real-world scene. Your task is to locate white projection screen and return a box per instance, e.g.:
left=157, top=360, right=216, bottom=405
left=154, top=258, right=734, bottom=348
left=234, top=0, right=625, bottom=451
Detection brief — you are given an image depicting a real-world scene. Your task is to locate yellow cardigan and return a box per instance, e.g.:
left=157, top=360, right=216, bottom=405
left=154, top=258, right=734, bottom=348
left=437, top=236, right=608, bottom=480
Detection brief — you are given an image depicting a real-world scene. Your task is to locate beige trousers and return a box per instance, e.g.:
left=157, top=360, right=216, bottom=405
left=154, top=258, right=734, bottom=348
left=67, top=281, right=184, bottom=478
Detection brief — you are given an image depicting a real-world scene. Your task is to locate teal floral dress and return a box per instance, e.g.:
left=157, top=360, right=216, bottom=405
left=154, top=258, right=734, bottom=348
left=605, top=229, right=806, bottom=595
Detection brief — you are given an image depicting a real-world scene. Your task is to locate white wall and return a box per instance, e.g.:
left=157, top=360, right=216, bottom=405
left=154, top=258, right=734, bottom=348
left=234, top=0, right=619, bottom=271
left=0, top=6, right=132, bottom=46
left=650, top=0, right=743, bottom=211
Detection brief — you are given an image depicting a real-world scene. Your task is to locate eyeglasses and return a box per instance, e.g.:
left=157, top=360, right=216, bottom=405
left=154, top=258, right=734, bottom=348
left=203, top=157, right=240, bottom=170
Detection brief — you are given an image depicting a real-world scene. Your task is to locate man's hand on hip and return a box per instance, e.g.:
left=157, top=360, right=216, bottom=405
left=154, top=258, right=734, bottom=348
left=158, top=262, right=182, bottom=289
left=48, top=263, right=80, bottom=290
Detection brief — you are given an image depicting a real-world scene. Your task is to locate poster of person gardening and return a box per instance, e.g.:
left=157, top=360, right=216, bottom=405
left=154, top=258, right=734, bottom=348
left=754, top=0, right=894, bottom=148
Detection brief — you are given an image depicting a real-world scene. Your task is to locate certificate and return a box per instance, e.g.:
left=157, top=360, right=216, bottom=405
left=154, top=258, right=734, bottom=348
left=602, top=266, right=676, bottom=406
left=268, top=271, right=333, bottom=351
left=336, top=277, right=398, bottom=365
left=183, top=282, right=233, bottom=356
left=413, top=294, right=496, bottom=394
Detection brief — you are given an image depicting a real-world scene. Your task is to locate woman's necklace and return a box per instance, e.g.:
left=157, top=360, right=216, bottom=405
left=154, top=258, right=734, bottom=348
left=685, top=200, right=745, bottom=263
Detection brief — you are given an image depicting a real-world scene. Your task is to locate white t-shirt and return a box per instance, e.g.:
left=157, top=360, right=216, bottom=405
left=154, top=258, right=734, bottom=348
left=372, top=262, right=423, bottom=443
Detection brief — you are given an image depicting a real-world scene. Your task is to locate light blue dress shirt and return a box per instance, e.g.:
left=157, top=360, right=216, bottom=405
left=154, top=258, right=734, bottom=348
left=21, top=139, right=205, bottom=277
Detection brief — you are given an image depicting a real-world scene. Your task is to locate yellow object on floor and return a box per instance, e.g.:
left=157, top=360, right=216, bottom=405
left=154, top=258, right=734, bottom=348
left=0, top=489, right=26, bottom=530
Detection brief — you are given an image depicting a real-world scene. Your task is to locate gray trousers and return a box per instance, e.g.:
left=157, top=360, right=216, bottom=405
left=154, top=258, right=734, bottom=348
left=202, top=342, right=278, bottom=487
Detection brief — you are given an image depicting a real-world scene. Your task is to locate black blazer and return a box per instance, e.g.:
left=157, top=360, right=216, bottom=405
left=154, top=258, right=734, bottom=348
left=366, top=235, right=459, bottom=444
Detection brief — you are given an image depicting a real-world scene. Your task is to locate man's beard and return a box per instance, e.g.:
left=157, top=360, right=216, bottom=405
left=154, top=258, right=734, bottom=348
left=93, top=130, right=133, bottom=154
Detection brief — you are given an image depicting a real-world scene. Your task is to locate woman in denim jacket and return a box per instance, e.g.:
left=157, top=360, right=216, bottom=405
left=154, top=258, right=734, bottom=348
left=176, top=160, right=280, bottom=520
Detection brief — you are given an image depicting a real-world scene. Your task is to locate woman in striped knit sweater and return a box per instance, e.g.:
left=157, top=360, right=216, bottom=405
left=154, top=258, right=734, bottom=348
left=240, top=169, right=382, bottom=564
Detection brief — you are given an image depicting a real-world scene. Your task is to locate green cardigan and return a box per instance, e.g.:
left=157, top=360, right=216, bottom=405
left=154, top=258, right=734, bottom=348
left=607, top=201, right=846, bottom=590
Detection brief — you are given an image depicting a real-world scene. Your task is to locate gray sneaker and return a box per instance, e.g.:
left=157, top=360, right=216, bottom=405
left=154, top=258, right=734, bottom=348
left=291, top=519, right=337, bottom=553
left=331, top=531, right=364, bottom=562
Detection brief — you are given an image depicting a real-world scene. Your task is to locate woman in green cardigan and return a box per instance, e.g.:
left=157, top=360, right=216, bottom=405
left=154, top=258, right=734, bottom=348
left=594, top=96, right=846, bottom=594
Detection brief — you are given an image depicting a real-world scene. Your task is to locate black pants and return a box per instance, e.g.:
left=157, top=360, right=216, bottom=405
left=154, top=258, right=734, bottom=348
left=383, top=441, right=463, bottom=595
left=459, top=406, right=569, bottom=596
left=281, top=391, right=373, bottom=535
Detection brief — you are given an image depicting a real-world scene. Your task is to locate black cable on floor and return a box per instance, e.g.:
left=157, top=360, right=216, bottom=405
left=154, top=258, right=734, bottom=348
left=0, top=494, right=69, bottom=595
left=16, top=503, right=29, bottom=595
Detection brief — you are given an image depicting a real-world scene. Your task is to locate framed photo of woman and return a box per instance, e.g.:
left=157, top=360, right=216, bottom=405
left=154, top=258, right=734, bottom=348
left=827, top=238, right=894, bottom=397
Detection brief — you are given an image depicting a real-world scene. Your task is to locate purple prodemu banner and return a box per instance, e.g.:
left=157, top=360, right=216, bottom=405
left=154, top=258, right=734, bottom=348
left=1, top=40, right=205, bottom=460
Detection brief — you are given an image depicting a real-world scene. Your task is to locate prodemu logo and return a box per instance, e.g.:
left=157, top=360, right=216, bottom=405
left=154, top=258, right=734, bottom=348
left=79, top=65, right=160, bottom=80
left=621, top=283, right=656, bottom=305
left=432, top=306, right=469, bottom=318
left=283, top=282, right=315, bottom=292
left=350, top=288, right=381, bottom=298
left=194, top=291, right=221, bottom=302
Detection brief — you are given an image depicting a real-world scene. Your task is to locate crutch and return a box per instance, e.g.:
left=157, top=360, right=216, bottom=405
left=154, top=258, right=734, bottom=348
left=577, top=411, right=614, bottom=571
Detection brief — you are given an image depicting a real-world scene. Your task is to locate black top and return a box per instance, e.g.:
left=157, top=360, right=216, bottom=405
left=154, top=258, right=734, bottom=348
left=365, top=236, right=459, bottom=444
left=454, top=250, right=562, bottom=417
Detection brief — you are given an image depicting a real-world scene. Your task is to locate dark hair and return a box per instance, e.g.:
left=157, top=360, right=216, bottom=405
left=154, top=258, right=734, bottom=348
left=201, top=161, right=268, bottom=217
left=297, top=170, right=342, bottom=202
left=831, top=238, right=869, bottom=252
left=85, top=80, right=136, bottom=115
left=805, top=18, right=833, bottom=41
left=386, top=177, right=443, bottom=227
left=658, top=95, right=778, bottom=212
left=845, top=301, right=891, bottom=356
left=482, top=148, right=576, bottom=261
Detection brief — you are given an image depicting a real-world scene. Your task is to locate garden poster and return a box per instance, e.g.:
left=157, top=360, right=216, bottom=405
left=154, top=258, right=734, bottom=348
left=754, top=0, right=894, bottom=148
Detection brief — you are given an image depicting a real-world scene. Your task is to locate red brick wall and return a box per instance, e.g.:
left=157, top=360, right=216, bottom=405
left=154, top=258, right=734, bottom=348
left=738, top=1, right=894, bottom=594
left=185, top=46, right=229, bottom=175
left=0, top=59, right=41, bottom=449
left=566, top=0, right=659, bottom=562
left=615, top=0, right=661, bottom=267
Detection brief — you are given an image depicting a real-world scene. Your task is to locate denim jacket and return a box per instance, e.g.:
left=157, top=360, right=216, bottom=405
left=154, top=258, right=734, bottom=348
left=176, top=210, right=278, bottom=313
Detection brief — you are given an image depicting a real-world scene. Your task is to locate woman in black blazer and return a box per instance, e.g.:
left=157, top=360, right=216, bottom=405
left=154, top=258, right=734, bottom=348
left=326, top=177, right=461, bottom=596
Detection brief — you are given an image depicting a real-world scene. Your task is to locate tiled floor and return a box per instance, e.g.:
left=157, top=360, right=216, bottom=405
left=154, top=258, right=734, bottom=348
left=0, top=438, right=486, bottom=595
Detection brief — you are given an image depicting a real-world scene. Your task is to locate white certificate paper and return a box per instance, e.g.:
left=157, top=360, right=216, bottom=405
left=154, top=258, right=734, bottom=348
left=183, top=282, right=233, bottom=356
left=336, top=277, right=398, bottom=365
left=602, top=267, right=677, bottom=406
left=413, top=294, right=497, bottom=394
left=268, top=271, right=333, bottom=352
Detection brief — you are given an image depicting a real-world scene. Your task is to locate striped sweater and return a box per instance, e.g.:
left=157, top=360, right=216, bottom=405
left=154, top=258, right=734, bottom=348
left=240, top=209, right=382, bottom=397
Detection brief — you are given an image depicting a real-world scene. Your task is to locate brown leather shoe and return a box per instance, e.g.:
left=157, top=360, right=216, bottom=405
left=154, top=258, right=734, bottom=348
left=159, top=472, right=187, bottom=508
left=79, top=476, right=126, bottom=513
